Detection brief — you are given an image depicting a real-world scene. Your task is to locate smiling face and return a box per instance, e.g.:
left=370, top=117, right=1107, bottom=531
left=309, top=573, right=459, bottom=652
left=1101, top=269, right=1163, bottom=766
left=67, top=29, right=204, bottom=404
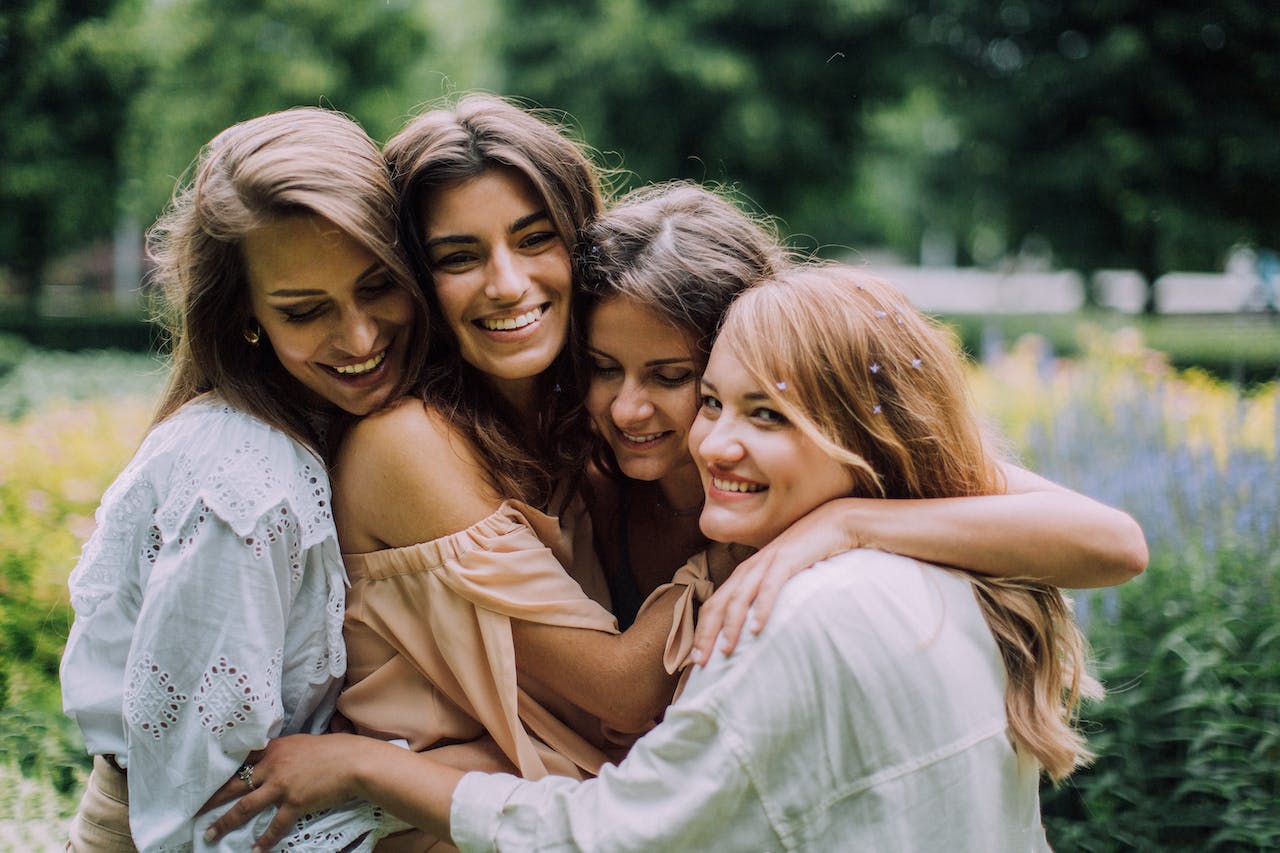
left=586, top=296, right=702, bottom=493
left=689, top=340, right=856, bottom=550
left=243, top=214, right=414, bottom=416
left=421, top=167, right=573, bottom=404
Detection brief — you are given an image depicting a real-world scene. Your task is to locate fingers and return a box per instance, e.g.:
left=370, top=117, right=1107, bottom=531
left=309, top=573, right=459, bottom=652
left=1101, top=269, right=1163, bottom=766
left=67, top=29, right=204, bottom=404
left=202, top=785, right=283, bottom=846
left=693, top=563, right=764, bottom=663
left=250, top=805, right=305, bottom=853
left=745, top=564, right=792, bottom=635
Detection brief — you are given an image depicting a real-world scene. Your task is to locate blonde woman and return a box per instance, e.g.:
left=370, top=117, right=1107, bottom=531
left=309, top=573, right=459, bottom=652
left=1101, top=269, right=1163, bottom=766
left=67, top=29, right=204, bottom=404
left=206, top=264, right=1100, bottom=851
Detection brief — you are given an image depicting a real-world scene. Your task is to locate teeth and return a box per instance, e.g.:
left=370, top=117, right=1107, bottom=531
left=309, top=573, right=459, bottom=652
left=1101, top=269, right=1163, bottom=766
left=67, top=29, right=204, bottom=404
left=481, top=306, right=543, bottom=331
left=712, top=477, right=765, bottom=493
left=622, top=431, right=664, bottom=444
left=334, top=352, right=385, bottom=375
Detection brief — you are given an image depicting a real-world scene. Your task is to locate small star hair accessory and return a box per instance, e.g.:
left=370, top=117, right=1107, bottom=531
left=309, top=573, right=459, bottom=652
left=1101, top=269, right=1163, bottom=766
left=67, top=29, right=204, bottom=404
left=874, top=310, right=887, bottom=318
left=911, top=358, right=923, bottom=369
left=872, top=404, right=883, bottom=415
left=775, top=381, right=788, bottom=390
left=869, top=363, right=881, bottom=374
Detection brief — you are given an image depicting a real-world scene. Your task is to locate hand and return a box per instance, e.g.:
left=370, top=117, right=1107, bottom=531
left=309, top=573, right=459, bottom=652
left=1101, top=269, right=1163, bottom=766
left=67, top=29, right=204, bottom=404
left=691, top=500, right=858, bottom=664
left=202, top=734, right=366, bottom=852
left=199, top=749, right=265, bottom=815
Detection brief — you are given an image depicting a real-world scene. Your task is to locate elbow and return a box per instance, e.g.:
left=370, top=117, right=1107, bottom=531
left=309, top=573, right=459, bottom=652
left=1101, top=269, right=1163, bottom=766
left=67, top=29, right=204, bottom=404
left=600, top=700, right=664, bottom=734
left=1110, top=512, right=1149, bottom=583
left=597, top=681, right=673, bottom=733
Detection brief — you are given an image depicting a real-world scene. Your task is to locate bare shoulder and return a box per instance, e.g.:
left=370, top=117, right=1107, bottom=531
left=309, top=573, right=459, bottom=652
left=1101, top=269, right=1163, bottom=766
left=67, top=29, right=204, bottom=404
left=332, top=397, right=502, bottom=549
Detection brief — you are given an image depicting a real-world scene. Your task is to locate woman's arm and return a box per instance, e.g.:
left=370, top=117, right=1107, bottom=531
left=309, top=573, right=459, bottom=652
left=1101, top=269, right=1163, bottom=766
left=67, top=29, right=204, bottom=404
left=691, top=461, right=1147, bottom=661
left=335, top=399, right=680, bottom=733
left=512, top=587, right=682, bottom=731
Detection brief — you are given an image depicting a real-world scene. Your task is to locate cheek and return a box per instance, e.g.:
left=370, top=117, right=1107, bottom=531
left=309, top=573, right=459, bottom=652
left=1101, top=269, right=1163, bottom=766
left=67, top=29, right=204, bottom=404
left=584, top=381, right=613, bottom=422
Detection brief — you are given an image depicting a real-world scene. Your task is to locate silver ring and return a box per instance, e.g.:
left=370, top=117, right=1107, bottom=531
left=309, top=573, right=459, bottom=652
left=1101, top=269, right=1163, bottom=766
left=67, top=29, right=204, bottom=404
left=238, top=762, right=256, bottom=791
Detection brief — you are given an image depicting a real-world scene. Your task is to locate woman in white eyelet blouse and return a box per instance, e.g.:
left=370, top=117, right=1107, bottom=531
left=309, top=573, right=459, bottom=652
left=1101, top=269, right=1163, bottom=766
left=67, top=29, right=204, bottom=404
left=58, top=106, right=428, bottom=852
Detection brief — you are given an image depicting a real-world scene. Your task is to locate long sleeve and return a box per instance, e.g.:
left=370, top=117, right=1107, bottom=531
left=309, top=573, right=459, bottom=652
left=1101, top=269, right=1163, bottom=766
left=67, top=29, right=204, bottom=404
left=449, top=552, right=1052, bottom=853
left=61, top=400, right=396, bottom=852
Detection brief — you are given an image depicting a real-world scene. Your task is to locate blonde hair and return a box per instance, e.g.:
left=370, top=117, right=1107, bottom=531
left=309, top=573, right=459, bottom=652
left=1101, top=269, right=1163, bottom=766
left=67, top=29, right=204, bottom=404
left=148, top=107, right=425, bottom=457
left=385, top=93, right=605, bottom=506
left=720, top=264, right=1100, bottom=781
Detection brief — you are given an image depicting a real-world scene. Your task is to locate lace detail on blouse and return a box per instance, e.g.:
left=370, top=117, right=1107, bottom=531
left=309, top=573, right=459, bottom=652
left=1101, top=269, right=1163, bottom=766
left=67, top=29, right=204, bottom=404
left=195, top=650, right=284, bottom=741
left=124, top=653, right=189, bottom=741
left=60, top=399, right=376, bottom=851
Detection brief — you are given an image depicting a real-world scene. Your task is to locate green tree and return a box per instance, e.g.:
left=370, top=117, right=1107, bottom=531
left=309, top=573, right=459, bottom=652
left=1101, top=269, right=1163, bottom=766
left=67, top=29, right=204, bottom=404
left=115, top=0, right=447, bottom=223
left=498, top=0, right=913, bottom=252
left=0, top=0, right=143, bottom=318
left=911, top=0, right=1280, bottom=309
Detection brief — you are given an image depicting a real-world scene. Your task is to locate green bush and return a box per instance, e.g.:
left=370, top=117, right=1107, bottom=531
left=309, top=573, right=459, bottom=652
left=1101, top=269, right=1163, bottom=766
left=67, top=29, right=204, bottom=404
left=1043, top=546, right=1280, bottom=850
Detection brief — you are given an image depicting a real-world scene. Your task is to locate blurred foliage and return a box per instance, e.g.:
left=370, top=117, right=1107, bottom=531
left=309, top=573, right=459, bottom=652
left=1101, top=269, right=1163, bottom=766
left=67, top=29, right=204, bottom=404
left=945, top=312, right=1280, bottom=386
left=7, top=0, right=1277, bottom=314
left=1043, top=546, right=1280, bottom=850
left=970, top=328, right=1279, bottom=848
left=908, top=0, right=1280, bottom=308
left=0, top=0, right=143, bottom=315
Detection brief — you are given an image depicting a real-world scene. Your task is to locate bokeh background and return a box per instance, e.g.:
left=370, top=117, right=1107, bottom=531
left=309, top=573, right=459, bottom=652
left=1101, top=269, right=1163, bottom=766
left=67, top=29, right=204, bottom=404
left=2, top=1, right=1277, bottom=849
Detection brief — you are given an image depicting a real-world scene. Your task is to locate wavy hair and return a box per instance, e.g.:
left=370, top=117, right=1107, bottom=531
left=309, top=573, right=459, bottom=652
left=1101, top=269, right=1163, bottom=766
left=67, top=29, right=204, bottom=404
left=385, top=93, right=605, bottom=506
left=148, top=107, right=424, bottom=458
left=571, top=181, right=788, bottom=477
left=719, top=264, right=1101, bottom=782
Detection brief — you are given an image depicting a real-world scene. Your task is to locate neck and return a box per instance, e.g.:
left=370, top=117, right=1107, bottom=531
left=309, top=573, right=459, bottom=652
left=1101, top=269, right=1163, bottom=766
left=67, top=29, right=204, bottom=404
left=658, top=460, right=705, bottom=517
left=487, top=373, right=542, bottom=425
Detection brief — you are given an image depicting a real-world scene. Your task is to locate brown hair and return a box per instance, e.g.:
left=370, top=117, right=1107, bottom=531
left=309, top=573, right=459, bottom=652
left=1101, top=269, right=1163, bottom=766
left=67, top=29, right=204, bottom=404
left=148, top=107, right=425, bottom=458
left=720, top=264, right=1100, bottom=782
left=573, top=181, right=788, bottom=476
left=384, top=93, right=606, bottom=505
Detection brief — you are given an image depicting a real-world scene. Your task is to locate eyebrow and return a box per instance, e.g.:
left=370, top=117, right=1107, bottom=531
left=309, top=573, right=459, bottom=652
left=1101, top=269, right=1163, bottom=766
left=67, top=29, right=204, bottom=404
left=586, top=347, right=694, bottom=368
left=423, top=209, right=552, bottom=252
left=699, top=378, right=770, bottom=401
left=265, top=262, right=384, bottom=297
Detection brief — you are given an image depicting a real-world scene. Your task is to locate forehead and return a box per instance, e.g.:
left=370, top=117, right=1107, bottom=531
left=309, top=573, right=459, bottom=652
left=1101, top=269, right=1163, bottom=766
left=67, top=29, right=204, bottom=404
left=243, top=214, right=377, bottom=295
left=420, top=167, right=546, bottom=235
left=589, top=296, right=696, bottom=358
left=702, top=340, right=759, bottom=391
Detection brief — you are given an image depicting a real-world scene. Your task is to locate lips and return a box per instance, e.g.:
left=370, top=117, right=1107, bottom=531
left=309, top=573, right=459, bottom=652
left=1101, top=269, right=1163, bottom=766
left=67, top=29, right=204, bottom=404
left=331, top=351, right=385, bottom=375
left=615, top=428, right=674, bottom=451
left=707, top=469, right=767, bottom=495
left=476, top=304, right=546, bottom=333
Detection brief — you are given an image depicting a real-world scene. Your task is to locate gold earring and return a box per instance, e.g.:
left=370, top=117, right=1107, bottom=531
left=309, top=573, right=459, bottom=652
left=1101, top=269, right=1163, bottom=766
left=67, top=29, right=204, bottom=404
left=244, top=326, right=261, bottom=346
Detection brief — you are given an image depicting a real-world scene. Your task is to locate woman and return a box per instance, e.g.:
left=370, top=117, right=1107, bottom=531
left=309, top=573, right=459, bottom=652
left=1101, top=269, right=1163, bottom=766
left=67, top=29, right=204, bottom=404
left=327, top=93, right=682, bottom=794
left=205, top=264, right=1100, bottom=851
left=59, top=107, right=427, bottom=851
left=574, top=182, right=1145, bottom=656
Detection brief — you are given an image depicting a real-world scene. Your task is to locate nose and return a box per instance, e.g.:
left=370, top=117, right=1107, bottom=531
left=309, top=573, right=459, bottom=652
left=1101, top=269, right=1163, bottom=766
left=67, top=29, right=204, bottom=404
left=334, top=306, right=379, bottom=355
left=485, top=246, right=530, bottom=304
left=695, top=415, right=745, bottom=467
left=611, top=380, right=654, bottom=427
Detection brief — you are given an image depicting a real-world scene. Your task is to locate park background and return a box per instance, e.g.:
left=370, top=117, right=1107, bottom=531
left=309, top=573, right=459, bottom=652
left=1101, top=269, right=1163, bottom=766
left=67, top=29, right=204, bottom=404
left=2, top=0, right=1277, bottom=849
